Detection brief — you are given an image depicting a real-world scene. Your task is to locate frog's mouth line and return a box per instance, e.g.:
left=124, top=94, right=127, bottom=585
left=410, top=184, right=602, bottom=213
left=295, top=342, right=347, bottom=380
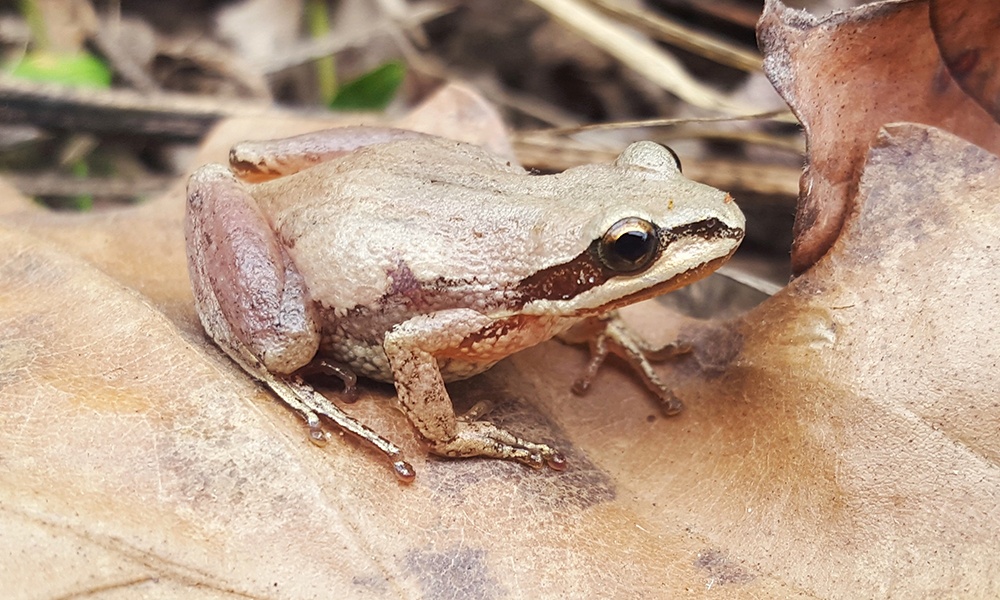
left=513, top=218, right=744, bottom=309
left=598, top=250, right=738, bottom=314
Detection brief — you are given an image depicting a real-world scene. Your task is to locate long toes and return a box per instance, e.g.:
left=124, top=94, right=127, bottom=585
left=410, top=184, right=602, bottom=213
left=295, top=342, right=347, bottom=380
left=433, top=422, right=566, bottom=471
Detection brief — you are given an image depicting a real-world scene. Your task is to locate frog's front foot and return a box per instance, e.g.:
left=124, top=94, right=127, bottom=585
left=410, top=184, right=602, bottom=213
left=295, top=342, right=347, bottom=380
left=429, top=421, right=566, bottom=471
left=566, top=314, right=690, bottom=416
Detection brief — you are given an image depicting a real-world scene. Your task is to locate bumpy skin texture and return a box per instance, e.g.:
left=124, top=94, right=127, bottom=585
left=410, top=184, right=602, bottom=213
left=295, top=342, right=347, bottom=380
left=185, top=127, right=745, bottom=477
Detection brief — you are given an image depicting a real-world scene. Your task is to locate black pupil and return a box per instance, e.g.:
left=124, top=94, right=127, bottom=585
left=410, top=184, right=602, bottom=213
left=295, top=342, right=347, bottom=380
left=613, top=229, right=653, bottom=264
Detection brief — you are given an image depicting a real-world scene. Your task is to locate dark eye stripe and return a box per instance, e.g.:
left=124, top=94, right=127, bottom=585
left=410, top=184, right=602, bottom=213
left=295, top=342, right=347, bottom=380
left=514, top=240, right=610, bottom=302
left=512, top=218, right=743, bottom=305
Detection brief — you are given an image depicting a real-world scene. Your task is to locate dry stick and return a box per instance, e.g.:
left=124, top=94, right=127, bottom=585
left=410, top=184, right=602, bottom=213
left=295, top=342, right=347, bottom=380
left=8, top=173, right=174, bottom=199
left=510, top=137, right=801, bottom=199
left=660, top=127, right=805, bottom=156
left=716, top=265, right=785, bottom=297
left=525, top=0, right=754, bottom=113
left=0, top=75, right=273, bottom=139
left=526, top=109, right=795, bottom=136
left=586, top=0, right=762, bottom=72
left=260, top=2, right=446, bottom=74
left=684, top=159, right=801, bottom=200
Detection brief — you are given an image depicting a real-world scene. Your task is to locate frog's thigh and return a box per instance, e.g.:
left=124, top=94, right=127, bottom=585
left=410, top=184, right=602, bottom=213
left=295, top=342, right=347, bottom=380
left=185, top=164, right=320, bottom=375
left=229, top=127, right=431, bottom=182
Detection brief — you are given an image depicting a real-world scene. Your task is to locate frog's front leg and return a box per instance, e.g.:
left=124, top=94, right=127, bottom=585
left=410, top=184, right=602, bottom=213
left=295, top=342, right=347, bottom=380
left=383, top=310, right=566, bottom=470
left=563, top=314, right=691, bottom=415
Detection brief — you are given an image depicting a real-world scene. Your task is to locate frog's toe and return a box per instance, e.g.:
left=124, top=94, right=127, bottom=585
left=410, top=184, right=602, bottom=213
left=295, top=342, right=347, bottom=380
left=430, top=421, right=565, bottom=471
left=657, top=389, right=684, bottom=416
left=297, top=358, right=359, bottom=402
left=545, top=452, right=568, bottom=471
left=457, top=399, right=495, bottom=422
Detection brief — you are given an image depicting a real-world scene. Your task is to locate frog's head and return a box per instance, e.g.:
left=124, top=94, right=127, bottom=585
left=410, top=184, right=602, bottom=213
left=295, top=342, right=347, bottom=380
left=515, top=141, right=745, bottom=316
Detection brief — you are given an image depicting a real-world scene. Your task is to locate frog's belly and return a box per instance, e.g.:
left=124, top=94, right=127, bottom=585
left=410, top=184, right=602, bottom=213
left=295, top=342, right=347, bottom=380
left=322, top=313, right=578, bottom=384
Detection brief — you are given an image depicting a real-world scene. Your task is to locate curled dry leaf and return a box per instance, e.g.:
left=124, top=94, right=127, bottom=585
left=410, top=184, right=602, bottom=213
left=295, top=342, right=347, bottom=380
left=758, top=0, right=1000, bottom=274
left=712, top=123, right=1000, bottom=596
left=929, top=0, right=1000, bottom=122
left=2, top=85, right=998, bottom=597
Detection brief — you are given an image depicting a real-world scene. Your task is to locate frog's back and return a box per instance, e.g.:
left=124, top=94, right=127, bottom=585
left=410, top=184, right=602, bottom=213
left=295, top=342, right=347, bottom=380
left=251, top=138, right=591, bottom=315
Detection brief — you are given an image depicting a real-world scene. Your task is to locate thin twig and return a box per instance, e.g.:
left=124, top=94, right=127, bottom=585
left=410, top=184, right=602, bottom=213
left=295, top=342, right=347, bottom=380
left=525, top=0, right=754, bottom=113
left=511, top=136, right=801, bottom=198
left=7, top=172, right=174, bottom=199
left=659, top=127, right=804, bottom=155
left=260, top=2, right=447, bottom=74
left=0, top=76, right=273, bottom=139
left=525, top=109, right=795, bottom=136
left=586, top=0, right=762, bottom=72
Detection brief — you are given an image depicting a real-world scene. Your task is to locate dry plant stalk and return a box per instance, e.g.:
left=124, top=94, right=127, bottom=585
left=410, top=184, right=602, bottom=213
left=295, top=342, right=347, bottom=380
left=525, top=0, right=753, bottom=112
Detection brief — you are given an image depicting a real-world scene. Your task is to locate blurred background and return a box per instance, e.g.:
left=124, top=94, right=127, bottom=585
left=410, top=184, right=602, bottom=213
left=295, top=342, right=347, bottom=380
left=0, top=0, right=865, bottom=306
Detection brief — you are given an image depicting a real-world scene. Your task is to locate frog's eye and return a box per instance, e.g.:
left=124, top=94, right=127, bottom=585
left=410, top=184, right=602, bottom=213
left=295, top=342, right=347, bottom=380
left=598, top=217, right=660, bottom=274
left=614, top=141, right=682, bottom=174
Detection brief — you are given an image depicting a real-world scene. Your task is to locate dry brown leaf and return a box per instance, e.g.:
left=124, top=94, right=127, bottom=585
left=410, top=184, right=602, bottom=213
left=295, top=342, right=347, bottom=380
left=758, top=0, right=1000, bottom=274
left=930, top=0, right=1000, bottom=122
left=714, top=123, right=1000, bottom=596
left=3, top=84, right=999, bottom=597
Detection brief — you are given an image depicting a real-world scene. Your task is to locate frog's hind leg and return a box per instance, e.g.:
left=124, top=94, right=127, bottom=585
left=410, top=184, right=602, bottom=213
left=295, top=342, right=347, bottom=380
left=185, top=164, right=414, bottom=480
left=228, top=127, right=432, bottom=182
left=186, top=163, right=321, bottom=375
left=258, top=370, right=415, bottom=482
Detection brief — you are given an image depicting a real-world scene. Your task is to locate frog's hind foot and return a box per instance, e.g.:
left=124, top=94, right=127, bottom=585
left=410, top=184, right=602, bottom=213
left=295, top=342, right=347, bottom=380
left=430, top=421, right=566, bottom=471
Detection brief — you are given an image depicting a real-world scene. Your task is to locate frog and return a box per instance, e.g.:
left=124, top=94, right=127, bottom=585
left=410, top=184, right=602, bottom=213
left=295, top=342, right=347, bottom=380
left=184, top=126, right=745, bottom=481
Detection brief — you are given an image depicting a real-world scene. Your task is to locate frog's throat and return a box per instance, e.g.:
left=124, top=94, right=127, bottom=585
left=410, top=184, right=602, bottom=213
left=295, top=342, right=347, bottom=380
left=512, top=218, right=743, bottom=311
